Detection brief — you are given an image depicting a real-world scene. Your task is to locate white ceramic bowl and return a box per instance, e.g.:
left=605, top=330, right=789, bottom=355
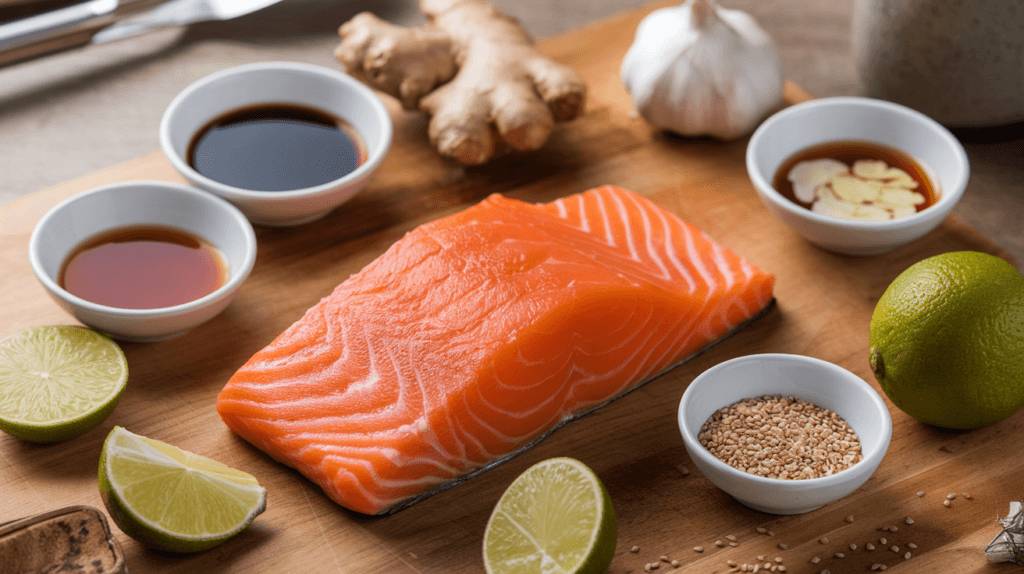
left=160, top=61, right=393, bottom=227
left=746, top=97, right=969, bottom=256
left=678, top=354, right=892, bottom=515
left=29, top=181, right=257, bottom=342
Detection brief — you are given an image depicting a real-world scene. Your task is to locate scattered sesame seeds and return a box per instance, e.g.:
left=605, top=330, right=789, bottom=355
left=905, top=517, right=914, bottom=525
left=694, top=546, right=704, bottom=553
left=819, top=537, right=829, bottom=544
left=845, top=515, right=855, bottom=523
left=943, top=499, right=952, bottom=507
left=947, top=493, right=957, bottom=500
left=697, top=395, right=864, bottom=479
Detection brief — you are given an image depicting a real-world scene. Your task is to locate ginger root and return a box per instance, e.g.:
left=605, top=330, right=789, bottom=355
left=335, top=0, right=587, bottom=165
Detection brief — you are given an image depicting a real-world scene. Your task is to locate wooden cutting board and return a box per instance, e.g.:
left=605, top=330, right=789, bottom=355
left=0, top=2, right=1019, bottom=573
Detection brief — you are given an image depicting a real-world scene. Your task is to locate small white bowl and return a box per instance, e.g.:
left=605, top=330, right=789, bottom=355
left=29, top=181, right=257, bottom=342
left=746, top=97, right=969, bottom=256
left=160, top=61, right=393, bottom=227
left=678, top=354, right=892, bottom=515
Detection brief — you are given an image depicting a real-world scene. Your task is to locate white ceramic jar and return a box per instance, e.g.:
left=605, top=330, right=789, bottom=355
left=852, top=0, right=1024, bottom=127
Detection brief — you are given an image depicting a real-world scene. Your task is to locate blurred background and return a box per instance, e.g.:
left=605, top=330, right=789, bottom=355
left=0, top=0, right=1020, bottom=259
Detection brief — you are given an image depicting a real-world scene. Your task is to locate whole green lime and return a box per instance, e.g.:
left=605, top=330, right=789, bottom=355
left=869, top=251, right=1024, bottom=429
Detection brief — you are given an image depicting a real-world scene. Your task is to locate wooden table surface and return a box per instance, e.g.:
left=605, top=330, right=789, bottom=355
left=2, top=2, right=1023, bottom=573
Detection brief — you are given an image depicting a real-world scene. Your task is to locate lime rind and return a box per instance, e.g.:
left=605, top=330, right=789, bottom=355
left=484, top=457, right=616, bottom=574
left=0, top=326, right=128, bottom=442
left=99, top=426, right=266, bottom=553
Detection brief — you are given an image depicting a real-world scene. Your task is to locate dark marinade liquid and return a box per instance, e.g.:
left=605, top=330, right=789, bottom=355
left=772, top=140, right=939, bottom=212
left=59, top=225, right=228, bottom=310
left=188, top=104, right=367, bottom=192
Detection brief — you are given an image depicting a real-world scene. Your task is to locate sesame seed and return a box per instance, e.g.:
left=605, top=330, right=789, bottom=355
left=880, top=537, right=887, bottom=545
left=726, top=535, right=738, bottom=542
left=907, top=543, right=917, bottom=549
left=905, top=517, right=914, bottom=525
left=943, top=499, right=952, bottom=507
left=671, top=560, right=680, bottom=568
left=917, top=491, right=925, bottom=497
left=757, top=527, right=768, bottom=534
left=729, top=542, right=740, bottom=547
left=889, top=526, right=898, bottom=532
left=752, top=566, right=760, bottom=574
left=779, top=567, right=787, bottom=573
left=774, top=557, right=783, bottom=563
left=904, top=552, right=911, bottom=560
left=835, top=553, right=845, bottom=558
left=660, top=556, right=670, bottom=563
left=845, top=515, right=854, bottom=523
left=871, top=565, right=881, bottom=571
left=964, top=492, right=972, bottom=499
left=890, top=546, right=899, bottom=553
left=694, top=546, right=704, bottom=553
left=811, top=556, right=821, bottom=564
left=778, top=543, right=788, bottom=550
left=697, top=395, right=864, bottom=479
left=727, top=559, right=737, bottom=567
left=767, top=531, right=775, bottom=537
left=819, top=537, right=829, bottom=544
left=947, top=493, right=957, bottom=500
left=821, top=570, right=830, bottom=574
left=850, top=543, right=857, bottom=551
left=716, top=540, right=725, bottom=547
left=879, top=565, right=887, bottom=571
left=678, top=465, right=690, bottom=476
left=631, top=546, right=641, bottom=553
left=866, top=543, right=875, bottom=550
left=651, top=562, right=661, bottom=570
left=758, top=555, right=765, bottom=561
left=644, top=564, right=652, bottom=573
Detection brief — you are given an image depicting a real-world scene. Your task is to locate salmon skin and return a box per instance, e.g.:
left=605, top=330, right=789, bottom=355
left=217, top=185, right=775, bottom=515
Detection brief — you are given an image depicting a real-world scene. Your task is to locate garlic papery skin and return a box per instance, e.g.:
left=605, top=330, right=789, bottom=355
left=620, top=0, right=785, bottom=140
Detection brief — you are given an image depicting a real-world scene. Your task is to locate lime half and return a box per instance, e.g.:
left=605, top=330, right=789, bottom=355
left=99, top=426, right=267, bottom=553
left=0, top=325, right=128, bottom=443
left=483, top=457, right=617, bottom=574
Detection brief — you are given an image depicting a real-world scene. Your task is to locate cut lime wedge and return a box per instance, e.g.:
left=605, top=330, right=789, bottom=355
left=0, top=325, right=128, bottom=443
left=98, top=426, right=267, bottom=553
left=483, top=457, right=617, bottom=574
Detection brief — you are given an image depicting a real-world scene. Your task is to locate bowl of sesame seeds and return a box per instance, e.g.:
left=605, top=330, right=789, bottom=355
left=678, top=353, right=892, bottom=514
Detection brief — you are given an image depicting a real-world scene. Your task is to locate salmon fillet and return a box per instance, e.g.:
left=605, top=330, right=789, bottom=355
left=217, top=185, right=775, bottom=515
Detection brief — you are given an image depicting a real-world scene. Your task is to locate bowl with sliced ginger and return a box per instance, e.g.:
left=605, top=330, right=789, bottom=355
left=98, top=426, right=267, bottom=553
left=0, top=325, right=128, bottom=443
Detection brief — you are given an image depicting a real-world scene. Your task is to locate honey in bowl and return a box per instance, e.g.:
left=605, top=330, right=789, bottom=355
left=60, top=226, right=228, bottom=310
left=772, top=140, right=940, bottom=222
left=187, top=103, right=367, bottom=192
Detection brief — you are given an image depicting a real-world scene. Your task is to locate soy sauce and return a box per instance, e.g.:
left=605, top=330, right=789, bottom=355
left=187, top=104, right=367, bottom=192
left=60, top=226, right=228, bottom=310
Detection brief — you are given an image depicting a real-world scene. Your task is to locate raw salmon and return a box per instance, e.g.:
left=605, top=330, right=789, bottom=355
left=217, top=185, right=775, bottom=515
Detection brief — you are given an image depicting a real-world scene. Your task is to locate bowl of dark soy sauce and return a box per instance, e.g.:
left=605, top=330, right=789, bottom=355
left=160, top=61, right=393, bottom=227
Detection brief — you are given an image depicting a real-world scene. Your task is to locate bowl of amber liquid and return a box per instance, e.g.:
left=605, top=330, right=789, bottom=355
left=746, top=97, right=969, bottom=255
left=29, top=181, right=257, bottom=342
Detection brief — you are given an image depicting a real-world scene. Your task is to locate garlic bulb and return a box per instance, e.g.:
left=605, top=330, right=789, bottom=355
left=620, top=0, right=785, bottom=140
